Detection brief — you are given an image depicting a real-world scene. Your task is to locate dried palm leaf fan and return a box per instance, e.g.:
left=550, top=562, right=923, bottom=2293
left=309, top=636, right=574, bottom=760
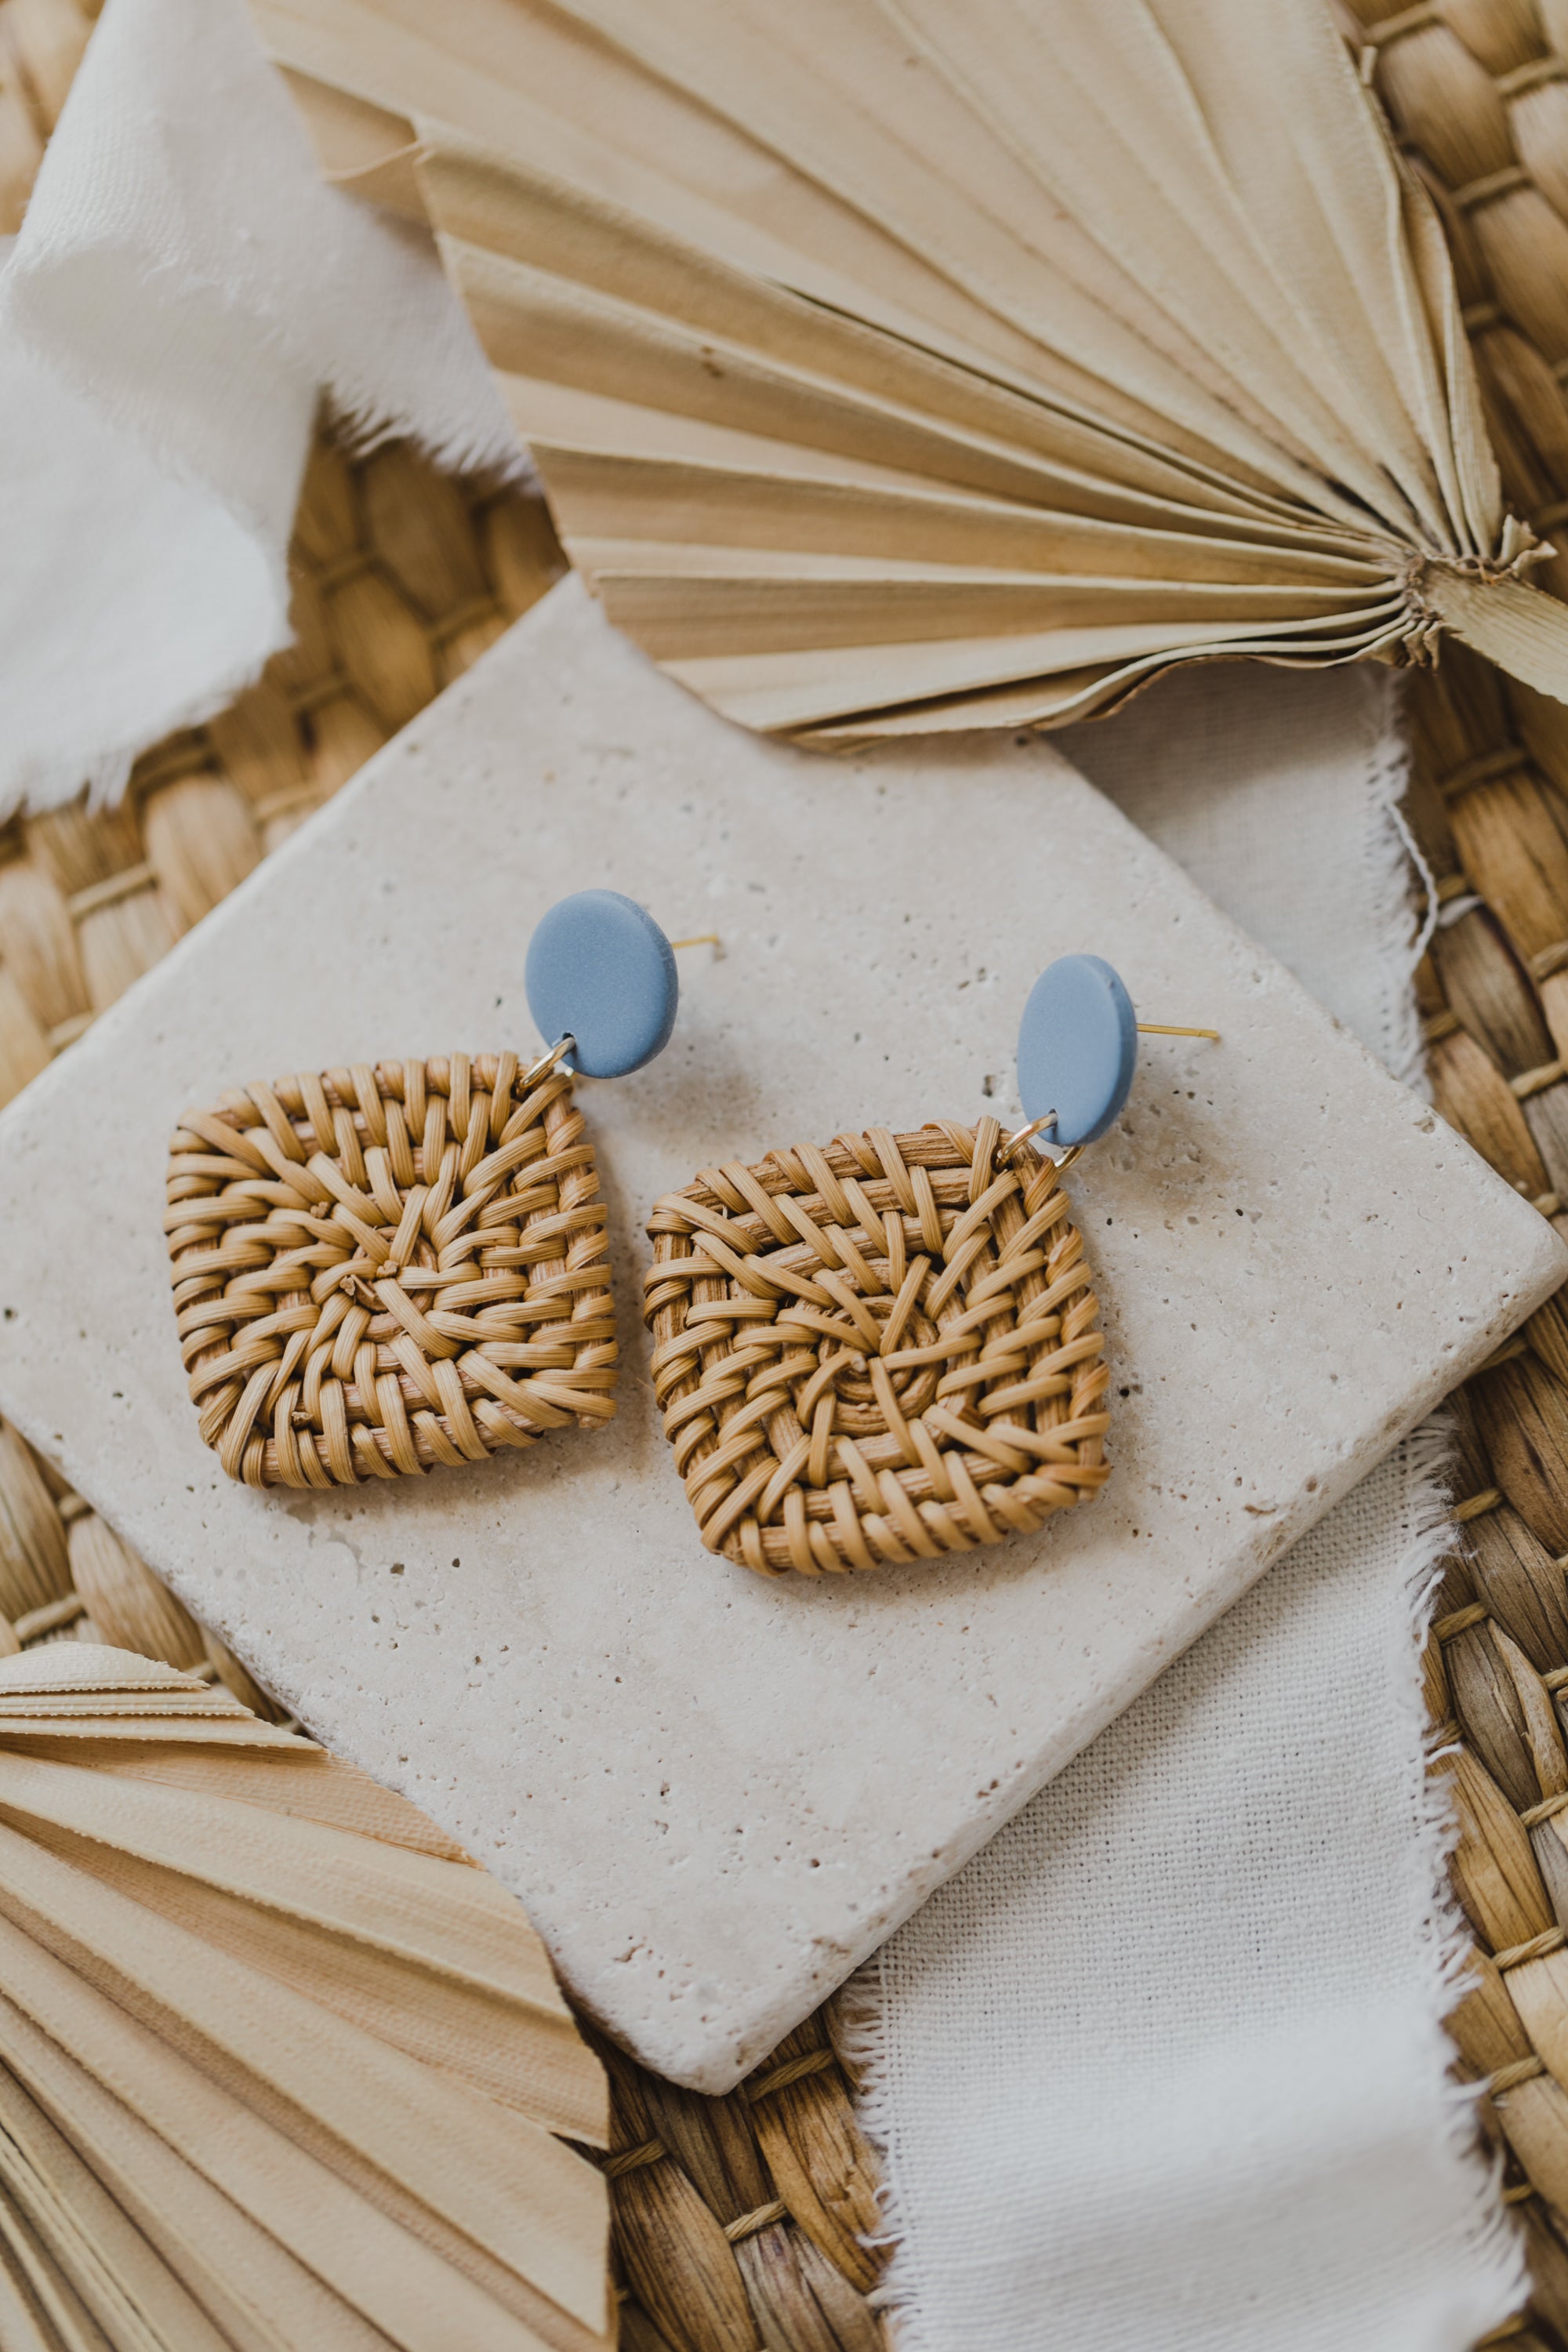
left=0, top=1646, right=612, bottom=2352
left=254, top=0, right=1568, bottom=742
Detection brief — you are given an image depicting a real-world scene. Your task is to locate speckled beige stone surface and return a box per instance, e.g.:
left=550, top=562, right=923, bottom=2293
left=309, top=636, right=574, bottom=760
left=0, top=583, right=1559, bottom=2091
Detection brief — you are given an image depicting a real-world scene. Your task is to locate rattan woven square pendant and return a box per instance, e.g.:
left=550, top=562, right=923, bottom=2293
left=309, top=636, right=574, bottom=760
left=166, top=1054, right=617, bottom=1488
left=643, top=955, right=1221, bottom=1576
left=644, top=1119, right=1111, bottom=1575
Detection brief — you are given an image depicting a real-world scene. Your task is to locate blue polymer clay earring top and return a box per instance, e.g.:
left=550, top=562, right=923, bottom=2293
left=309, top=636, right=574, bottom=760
left=1015, top=953, right=1220, bottom=1149
left=1016, top=954, right=1139, bottom=1147
left=525, top=890, right=679, bottom=1079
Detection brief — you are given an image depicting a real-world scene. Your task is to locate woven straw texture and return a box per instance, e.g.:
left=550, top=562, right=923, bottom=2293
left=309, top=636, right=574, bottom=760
left=169, top=1055, right=617, bottom=1488
left=18, top=0, right=1568, bottom=2343
left=644, top=1123, right=1109, bottom=1576
left=1356, top=6, right=1568, bottom=2344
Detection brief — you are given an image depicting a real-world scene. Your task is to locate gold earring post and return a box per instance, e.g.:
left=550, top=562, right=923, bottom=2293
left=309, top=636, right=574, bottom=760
left=670, top=932, right=720, bottom=951
left=1137, top=1022, right=1221, bottom=1040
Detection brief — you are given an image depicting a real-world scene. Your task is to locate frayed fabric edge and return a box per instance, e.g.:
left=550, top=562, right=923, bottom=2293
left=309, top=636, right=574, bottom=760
left=3, top=247, right=525, bottom=529
left=0, top=368, right=525, bottom=825
left=1399, top=1417, right=1532, bottom=2340
left=0, top=543, right=293, bottom=824
left=1358, top=667, right=1432, bottom=1099
left=837, top=1421, right=1529, bottom=2350
left=1346, top=707, right=1526, bottom=2347
left=316, top=372, right=530, bottom=492
left=1, top=666, right=267, bottom=822
left=832, top=1947, right=928, bottom=2349
left=4, top=748, right=134, bottom=824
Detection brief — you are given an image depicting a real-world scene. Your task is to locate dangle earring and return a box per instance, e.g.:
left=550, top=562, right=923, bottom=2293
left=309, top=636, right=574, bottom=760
left=166, top=890, right=683, bottom=1490
left=642, top=955, right=1218, bottom=1577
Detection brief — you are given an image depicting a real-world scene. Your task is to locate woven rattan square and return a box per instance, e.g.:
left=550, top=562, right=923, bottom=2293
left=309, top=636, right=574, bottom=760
left=644, top=1120, right=1110, bottom=1575
left=167, top=1054, right=616, bottom=1486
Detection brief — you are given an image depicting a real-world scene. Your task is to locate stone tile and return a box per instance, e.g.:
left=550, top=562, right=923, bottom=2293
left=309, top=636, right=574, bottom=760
left=0, top=582, right=1559, bottom=2089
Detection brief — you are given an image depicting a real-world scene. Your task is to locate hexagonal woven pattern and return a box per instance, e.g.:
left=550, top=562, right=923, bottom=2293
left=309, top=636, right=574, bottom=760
left=167, top=1054, right=616, bottom=1486
left=643, top=1118, right=1110, bottom=1575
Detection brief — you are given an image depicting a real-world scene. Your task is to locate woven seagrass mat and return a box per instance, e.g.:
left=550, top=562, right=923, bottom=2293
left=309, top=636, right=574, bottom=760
left=10, top=2, right=1568, bottom=2345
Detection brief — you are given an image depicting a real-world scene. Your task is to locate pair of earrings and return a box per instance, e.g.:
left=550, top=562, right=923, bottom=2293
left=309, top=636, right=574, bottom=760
left=165, top=895, right=1215, bottom=1575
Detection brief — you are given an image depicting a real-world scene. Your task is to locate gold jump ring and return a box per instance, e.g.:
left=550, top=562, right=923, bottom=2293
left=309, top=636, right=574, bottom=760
left=521, top=1033, right=576, bottom=1087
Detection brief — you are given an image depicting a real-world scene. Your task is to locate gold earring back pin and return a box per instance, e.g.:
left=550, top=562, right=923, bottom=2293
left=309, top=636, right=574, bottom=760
left=670, top=932, right=721, bottom=951
left=1137, top=1022, right=1221, bottom=1040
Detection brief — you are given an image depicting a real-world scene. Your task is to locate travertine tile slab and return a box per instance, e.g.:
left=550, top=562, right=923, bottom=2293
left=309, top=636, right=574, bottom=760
left=0, top=583, right=1559, bottom=2089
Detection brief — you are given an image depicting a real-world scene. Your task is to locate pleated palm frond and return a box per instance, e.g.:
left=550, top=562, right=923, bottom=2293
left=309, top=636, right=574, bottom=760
left=0, top=1645, right=612, bottom=2352
left=253, top=0, right=1568, bottom=742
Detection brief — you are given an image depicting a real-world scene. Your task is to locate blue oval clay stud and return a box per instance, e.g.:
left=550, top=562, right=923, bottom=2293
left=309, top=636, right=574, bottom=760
left=525, top=890, right=678, bottom=1079
left=1016, top=953, right=1138, bottom=1147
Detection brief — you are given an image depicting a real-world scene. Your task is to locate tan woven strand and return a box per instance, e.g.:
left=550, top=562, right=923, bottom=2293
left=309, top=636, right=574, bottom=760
left=1436, top=1602, right=1494, bottom=1640
left=1494, top=1929, right=1568, bottom=1973
left=166, top=1056, right=617, bottom=1486
left=724, top=2201, right=790, bottom=2243
left=602, top=2139, right=667, bottom=2180
left=1493, top=2057, right=1551, bottom=2096
left=644, top=1123, right=1110, bottom=1576
left=744, top=2046, right=840, bottom=2102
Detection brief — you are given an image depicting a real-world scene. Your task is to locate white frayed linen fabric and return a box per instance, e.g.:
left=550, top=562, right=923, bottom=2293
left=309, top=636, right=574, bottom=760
left=848, top=659, right=1526, bottom=2352
left=0, top=0, right=515, bottom=817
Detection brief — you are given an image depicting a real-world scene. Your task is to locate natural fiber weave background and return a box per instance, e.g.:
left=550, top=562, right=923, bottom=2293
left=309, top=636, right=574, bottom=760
left=12, top=0, right=1568, bottom=2343
left=1356, top=7, right=1568, bottom=2333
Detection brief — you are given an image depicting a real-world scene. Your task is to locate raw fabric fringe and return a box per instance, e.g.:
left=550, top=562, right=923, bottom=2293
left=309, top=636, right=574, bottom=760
left=8, top=693, right=260, bottom=826
left=5, top=0, right=526, bottom=506
left=0, top=383, right=524, bottom=823
left=0, top=0, right=524, bottom=819
left=2, top=259, right=525, bottom=535
left=0, top=574, right=288, bottom=822
left=0, top=375, right=528, bottom=825
left=1400, top=1417, right=1531, bottom=2330
left=1358, top=668, right=1432, bottom=1098
left=837, top=1418, right=1530, bottom=2349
